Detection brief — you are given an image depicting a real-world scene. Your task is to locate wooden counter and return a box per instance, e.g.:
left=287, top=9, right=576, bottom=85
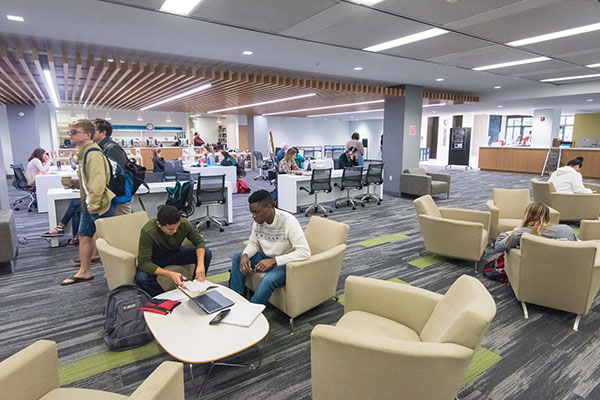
left=479, top=147, right=600, bottom=179
left=139, top=147, right=183, bottom=170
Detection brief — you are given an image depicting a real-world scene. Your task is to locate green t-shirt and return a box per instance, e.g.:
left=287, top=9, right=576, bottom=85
left=137, top=218, right=206, bottom=275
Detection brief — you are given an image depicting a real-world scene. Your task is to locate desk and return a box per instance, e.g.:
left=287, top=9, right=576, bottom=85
left=47, top=181, right=233, bottom=248
left=278, top=170, right=384, bottom=213
left=182, top=165, right=237, bottom=189
left=35, top=170, right=77, bottom=213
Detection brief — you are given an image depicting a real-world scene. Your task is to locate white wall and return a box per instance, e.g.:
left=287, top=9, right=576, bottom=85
left=0, top=105, right=12, bottom=172
left=193, top=116, right=219, bottom=144
left=267, top=117, right=351, bottom=149
left=349, top=119, right=383, bottom=159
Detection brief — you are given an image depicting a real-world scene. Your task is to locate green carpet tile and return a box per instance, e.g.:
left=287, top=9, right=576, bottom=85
left=358, top=232, right=408, bottom=247
left=408, top=254, right=448, bottom=269
left=206, top=271, right=230, bottom=284
left=463, top=347, right=502, bottom=384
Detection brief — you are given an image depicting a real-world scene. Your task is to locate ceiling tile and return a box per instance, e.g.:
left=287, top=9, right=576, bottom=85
left=383, top=33, right=492, bottom=61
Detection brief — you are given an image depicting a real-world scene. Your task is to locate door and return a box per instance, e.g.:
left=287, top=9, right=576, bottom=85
left=427, top=116, right=439, bottom=159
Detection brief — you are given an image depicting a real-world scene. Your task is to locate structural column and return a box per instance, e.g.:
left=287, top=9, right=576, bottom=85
left=247, top=115, right=269, bottom=169
left=382, top=85, right=424, bottom=197
left=531, top=108, right=561, bottom=147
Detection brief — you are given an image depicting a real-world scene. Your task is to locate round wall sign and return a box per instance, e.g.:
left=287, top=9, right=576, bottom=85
left=145, top=123, right=155, bottom=131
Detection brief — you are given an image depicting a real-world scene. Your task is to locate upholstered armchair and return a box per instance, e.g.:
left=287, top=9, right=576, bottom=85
left=400, top=167, right=451, bottom=198
left=311, top=275, right=496, bottom=400
left=413, top=195, right=490, bottom=271
left=579, top=220, right=600, bottom=240
left=96, top=212, right=195, bottom=291
left=504, top=233, right=600, bottom=331
left=0, top=340, right=184, bottom=400
left=485, top=188, right=560, bottom=239
left=245, top=216, right=349, bottom=333
left=531, top=178, right=600, bottom=221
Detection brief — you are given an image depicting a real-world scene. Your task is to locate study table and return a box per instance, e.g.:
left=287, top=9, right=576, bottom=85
left=182, top=164, right=237, bottom=189
left=46, top=180, right=233, bottom=248
left=277, top=169, right=384, bottom=214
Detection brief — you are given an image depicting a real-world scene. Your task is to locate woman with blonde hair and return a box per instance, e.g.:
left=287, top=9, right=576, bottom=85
left=493, top=201, right=576, bottom=252
left=278, top=147, right=302, bottom=175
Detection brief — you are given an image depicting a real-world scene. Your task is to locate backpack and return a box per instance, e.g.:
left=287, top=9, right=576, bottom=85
left=103, top=284, right=153, bottom=351
left=237, top=178, right=250, bottom=193
left=165, top=180, right=194, bottom=216
left=483, top=253, right=508, bottom=283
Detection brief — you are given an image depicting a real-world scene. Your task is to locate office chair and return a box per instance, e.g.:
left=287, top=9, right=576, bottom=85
left=268, top=152, right=278, bottom=185
left=175, top=171, right=191, bottom=181
left=359, top=162, right=384, bottom=206
left=253, top=151, right=271, bottom=181
left=195, top=174, right=227, bottom=232
left=334, top=167, right=363, bottom=210
left=163, top=160, right=184, bottom=181
left=10, top=164, right=36, bottom=212
left=160, top=179, right=195, bottom=218
left=300, top=168, right=333, bottom=217
left=144, top=171, right=165, bottom=183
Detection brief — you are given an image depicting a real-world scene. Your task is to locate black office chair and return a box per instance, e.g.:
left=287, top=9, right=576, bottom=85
left=300, top=168, right=333, bottom=217
left=359, top=163, right=384, bottom=206
left=332, top=150, right=344, bottom=170
left=175, top=171, right=191, bottom=181
left=334, top=167, right=363, bottom=210
left=145, top=171, right=165, bottom=183
left=268, top=153, right=278, bottom=185
left=253, top=151, right=271, bottom=181
left=10, top=164, right=36, bottom=212
left=163, top=160, right=184, bottom=181
left=195, top=174, right=227, bottom=232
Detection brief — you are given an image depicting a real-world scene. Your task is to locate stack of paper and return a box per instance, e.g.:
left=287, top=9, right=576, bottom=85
left=221, top=302, right=265, bottom=327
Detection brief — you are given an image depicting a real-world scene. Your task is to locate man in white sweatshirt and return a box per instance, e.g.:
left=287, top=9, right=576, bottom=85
left=230, top=189, right=311, bottom=304
left=548, top=156, right=593, bottom=194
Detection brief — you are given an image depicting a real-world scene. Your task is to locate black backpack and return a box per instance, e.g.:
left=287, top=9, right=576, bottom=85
left=165, top=180, right=195, bottom=217
left=103, top=284, right=154, bottom=351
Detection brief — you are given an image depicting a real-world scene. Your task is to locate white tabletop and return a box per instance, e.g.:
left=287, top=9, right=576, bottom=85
left=182, top=165, right=237, bottom=189
left=144, top=285, right=269, bottom=364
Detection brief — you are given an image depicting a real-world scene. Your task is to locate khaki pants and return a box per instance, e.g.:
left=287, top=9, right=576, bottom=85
left=114, top=202, right=131, bottom=216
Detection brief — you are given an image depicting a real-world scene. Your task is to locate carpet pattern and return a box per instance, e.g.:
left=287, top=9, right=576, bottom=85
left=1, top=167, right=600, bottom=399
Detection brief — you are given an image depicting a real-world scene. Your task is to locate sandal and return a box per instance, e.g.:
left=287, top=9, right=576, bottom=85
left=61, top=275, right=94, bottom=286
left=68, top=237, right=79, bottom=246
left=41, top=224, right=65, bottom=238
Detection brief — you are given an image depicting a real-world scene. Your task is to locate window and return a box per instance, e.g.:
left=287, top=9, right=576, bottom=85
left=505, top=116, right=533, bottom=145
left=559, top=115, right=574, bottom=142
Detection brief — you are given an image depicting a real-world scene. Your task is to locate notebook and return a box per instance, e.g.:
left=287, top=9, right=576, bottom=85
left=221, top=302, right=266, bottom=327
left=178, top=286, right=234, bottom=314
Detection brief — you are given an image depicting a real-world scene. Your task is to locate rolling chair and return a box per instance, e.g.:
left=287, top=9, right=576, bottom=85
left=253, top=151, right=271, bottom=180
left=145, top=171, right=165, bottom=183
left=269, top=152, right=278, bottom=184
left=163, top=160, right=184, bottom=181
left=300, top=168, right=333, bottom=217
left=10, top=164, right=36, bottom=212
left=334, top=167, right=363, bottom=210
left=359, top=162, right=384, bottom=206
left=174, top=171, right=191, bottom=181
left=196, top=174, right=227, bottom=232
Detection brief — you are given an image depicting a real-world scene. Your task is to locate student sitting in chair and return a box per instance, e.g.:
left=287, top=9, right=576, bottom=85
left=338, top=146, right=359, bottom=169
left=229, top=190, right=310, bottom=304
left=548, top=156, right=593, bottom=194
left=135, top=205, right=212, bottom=296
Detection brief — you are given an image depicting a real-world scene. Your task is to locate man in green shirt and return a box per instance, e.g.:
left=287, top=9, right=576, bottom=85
left=135, top=205, right=212, bottom=296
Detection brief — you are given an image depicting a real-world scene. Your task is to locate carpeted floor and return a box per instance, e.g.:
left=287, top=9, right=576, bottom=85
left=1, top=166, right=600, bottom=399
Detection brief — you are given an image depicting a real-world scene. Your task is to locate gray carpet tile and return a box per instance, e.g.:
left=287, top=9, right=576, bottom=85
left=1, top=167, right=600, bottom=399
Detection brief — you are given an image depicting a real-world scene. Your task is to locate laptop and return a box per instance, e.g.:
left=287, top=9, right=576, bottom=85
left=178, top=286, right=234, bottom=314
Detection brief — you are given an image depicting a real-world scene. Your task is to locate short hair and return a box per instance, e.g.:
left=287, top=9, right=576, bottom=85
left=93, top=118, right=113, bottom=137
left=351, top=132, right=360, bottom=140
left=248, top=190, right=273, bottom=207
left=567, top=157, right=584, bottom=168
left=157, top=205, right=181, bottom=225
left=71, top=119, right=95, bottom=139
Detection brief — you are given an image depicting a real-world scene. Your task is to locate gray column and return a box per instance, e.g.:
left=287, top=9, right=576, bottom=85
left=7, top=105, right=41, bottom=166
left=382, top=85, right=424, bottom=197
left=247, top=115, right=269, bottom=169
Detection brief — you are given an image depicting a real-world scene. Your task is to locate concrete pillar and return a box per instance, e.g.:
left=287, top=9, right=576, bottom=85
left=0, top=107, right=9, bottom=209
left=247, top=115, right=269, bottom=164
left=531, top=108, right=561, bottom=147
left=382, top=85, right=424, bottom=197
left=7, top=105, right=41, bottom=166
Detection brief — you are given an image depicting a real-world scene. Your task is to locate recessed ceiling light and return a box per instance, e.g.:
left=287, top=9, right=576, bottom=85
left=6, top=15, right=24, bottom=22
left=586, top=63, right=600, bottom=68
left=435, top=78, right=444, bottom=82
left=497, top=105, right=503, bottom=108
left=506, top=22, right=600, bottom=47
left=136, top=112, right=143, bottom=121
left=586, top=99, right=594, bottom=102
left=364, top=28, right=448, bottom=52
left=431, top=111, right=437, bottom=113
left=307, top=108, right=384, bottom=118
left=105, top=112, right=111, bottom=121
left=540, top=73, right=600, bottom=82
left=351, top=0, right=384, bottom=5
left=208, top=93, right=316, bottom=114
left=262, top=100, right=384, bottom=116
left=473, top=57, right=550, bottom=71
left=159, top=0, right=203, bottom=16
left=140, top=83, right=212, bottom=110
left=422, top=103, right=447, bottom=108
left=242, top=51, right=254, bottom=55
left=494, top=86, right=502, bottom=89
left=353, top=67, right=363, bottom=71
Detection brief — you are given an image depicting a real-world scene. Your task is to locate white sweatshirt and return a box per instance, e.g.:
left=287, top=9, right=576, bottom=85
left=548, top=166, right=593, bottom=194
left=243, top=209, right=311, bottom=266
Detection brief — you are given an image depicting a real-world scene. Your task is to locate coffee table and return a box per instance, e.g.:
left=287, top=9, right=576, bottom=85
left=144, top=285, right=269, bottom=396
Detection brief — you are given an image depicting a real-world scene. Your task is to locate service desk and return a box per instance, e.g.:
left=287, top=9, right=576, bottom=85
left=278, top=170, right=383, bottom=214
left=35, top=170, right=77, bottom=213
left=478, top=147, right=600, bottom=179
left=47, top=181, right=233, bottom=248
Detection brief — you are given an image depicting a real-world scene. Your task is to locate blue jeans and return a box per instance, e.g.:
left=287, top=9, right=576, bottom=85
left=135, top=247, right=212, bottom=297
left=60, top=199, right=81, bottom=236
left=230, top=251, right=287, bottom=304
left=78, top=203, right=115, bottom=237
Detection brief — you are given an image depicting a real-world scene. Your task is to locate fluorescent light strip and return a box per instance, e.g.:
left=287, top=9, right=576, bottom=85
left=307, top=109, right=384, bottom=118
left=540, top=73, right=600, bottom=83
left=159, top=0, right=203, bottom=15
left=586, top=63, right=600, bottom=68
left=364, top=28, right=448, bottom=52
left=473, top=57, right=550, bottom=71
left=140, top=83, right=212, bottom=110
left=352, top=0, right=384, bottom=5
left=6, top=15, right=24, bottom=22
left=262, top=100, right=384, bottom=116
left=43, top=70, right=60, bottom=108
left=507, top=23, right=600, bottom=47
left=207, top=93, right=316, bottom=114
left=422, top=103, right=446, bottom=108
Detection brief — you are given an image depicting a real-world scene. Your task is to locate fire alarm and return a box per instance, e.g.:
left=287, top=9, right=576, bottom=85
left=540, top=116, right=545, bottom=121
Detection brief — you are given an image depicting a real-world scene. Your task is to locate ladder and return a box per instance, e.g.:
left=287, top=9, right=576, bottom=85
left=541, top=147, right=561, bottom=176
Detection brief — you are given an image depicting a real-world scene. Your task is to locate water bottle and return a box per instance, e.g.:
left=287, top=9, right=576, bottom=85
left=56, top=160, right=62, bottom=171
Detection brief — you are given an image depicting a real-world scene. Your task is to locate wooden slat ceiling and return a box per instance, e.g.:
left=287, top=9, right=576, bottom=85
left=0, top=46, right=478, bottom=116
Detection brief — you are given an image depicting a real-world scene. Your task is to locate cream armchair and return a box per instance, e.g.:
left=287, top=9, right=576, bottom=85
left=0, top=340, right=184, bottom=400
left=504, top=233, right=600, bottom=331
left=485, top=188, right=560, bottom=239
left=245, top=216, right=349, bottom=333
left=413, top=195, right=490, bottom=272
left=531, top=178, right=600, bottom=221
left=311, top=275, right=496, bottom=400
left=400, top=167, right=451, bottom=198
left=580, top=220, right=600, bottom=240
left=96, top=212, right=195, bottom=291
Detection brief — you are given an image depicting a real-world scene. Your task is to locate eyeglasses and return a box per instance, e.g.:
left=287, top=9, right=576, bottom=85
left=69, top=129, right=83, bottom=136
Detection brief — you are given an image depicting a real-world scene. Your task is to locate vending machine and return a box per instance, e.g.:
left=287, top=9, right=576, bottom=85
left=447, top=127, right=472, bottom=169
